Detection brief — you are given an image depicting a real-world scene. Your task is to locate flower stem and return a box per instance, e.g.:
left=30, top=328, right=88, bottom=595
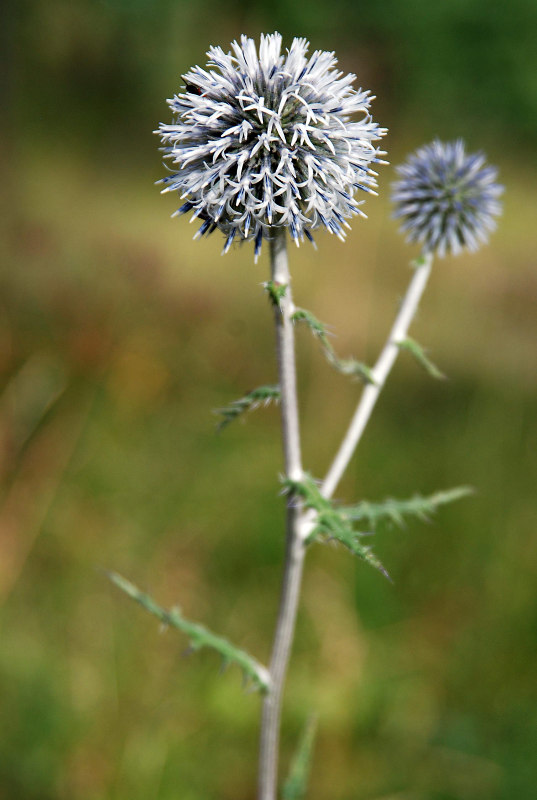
left=321, top=252, right=433, bottom=499
left=258, top=230, right=305, bottom=800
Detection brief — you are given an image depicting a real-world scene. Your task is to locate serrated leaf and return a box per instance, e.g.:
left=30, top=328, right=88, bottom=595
left=326, top=353, right=376, bottom=384
left=292, top=308, right=374, bottom=384
left=283, top=714, right=318, bottom=800
left=214, top=384, right=280, bottom=431
left=343, top=486, right=474, bottom=528
left=107, top=572, right=270, bottom=693
left=398, top=336, right=445, bottom=380
left=282, top=475, right=390, bottom=579
left=291, top=308, right=333, bottom=351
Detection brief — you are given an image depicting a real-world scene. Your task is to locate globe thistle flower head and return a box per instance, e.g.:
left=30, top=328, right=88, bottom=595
left=156, top=33, right=387, bottom=261
left=391, top=140, right=503, bottom=257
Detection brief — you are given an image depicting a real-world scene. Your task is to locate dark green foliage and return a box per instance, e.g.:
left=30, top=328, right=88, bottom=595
left=215, top=385, right=281, bottom=431
left=12, top=0, right=537, bottom=148
left=108, top=572, right=270, bottom=692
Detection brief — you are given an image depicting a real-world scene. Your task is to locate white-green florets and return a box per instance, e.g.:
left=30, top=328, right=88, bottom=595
left=156, top=33, right=387, bottom=261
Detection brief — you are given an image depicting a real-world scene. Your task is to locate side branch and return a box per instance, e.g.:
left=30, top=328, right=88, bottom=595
left=322, top=252, right=433, bottom=500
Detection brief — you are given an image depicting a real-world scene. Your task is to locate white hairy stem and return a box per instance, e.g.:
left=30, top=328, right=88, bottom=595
left=258, top=230, right=305, bottom=800
left=321, top=252, right=434, bottom=500
left=258, top=248, right=433, bottom=798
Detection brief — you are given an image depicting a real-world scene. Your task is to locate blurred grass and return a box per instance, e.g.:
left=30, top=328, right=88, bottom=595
left=2, top=0, right=537, bottom=784
left=0, top=138, right=536, bottom=800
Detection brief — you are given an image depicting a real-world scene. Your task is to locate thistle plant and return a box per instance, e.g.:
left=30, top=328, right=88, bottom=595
left=110, top=32, right=503, bottom=800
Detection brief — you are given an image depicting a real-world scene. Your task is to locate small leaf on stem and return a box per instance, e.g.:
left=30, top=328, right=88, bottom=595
left=263, top=280, right=288, bottom=308
left=397, top=336, right=445, bottom=380
left=214, top=385, right=281, bottom=431
left=292, top=308, right=375, bottom=384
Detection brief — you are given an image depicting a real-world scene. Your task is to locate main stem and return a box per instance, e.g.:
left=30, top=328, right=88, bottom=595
left=258, top=230, right=305, bottom=800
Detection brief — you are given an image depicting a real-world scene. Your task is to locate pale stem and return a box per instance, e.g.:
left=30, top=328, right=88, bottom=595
left=321, top=252, right=433, bottom=500
left=258, top=230, right=306, bottom=800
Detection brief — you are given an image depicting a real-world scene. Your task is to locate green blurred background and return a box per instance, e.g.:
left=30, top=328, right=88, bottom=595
left=1, top=1, right=537, bottom=798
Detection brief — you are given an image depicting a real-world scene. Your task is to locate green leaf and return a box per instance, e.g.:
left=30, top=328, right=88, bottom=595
left=215, top=384, right=280, bottom=431
left=411, top=254, right=429, bottom=270
left=291, top=308, right=333, bottom=351
left=107, top=572, right=270, bottom=693
left=397, top=336, right=445, bottom=380
left=292, top=308, right=374, bottom=384
left=326, top=354, right=376, bottom=384
left=263, top=280, right=288, bottom=308
left=282, top=475, right=390, bottom=579
left=283, top=714, right=318, bottom=800
left=282, top=479, right=473, bottom=580
left=343, top=486, right=474, bottom=529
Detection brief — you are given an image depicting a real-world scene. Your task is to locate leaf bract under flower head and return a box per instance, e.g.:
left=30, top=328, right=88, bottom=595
left=391, top=139, right=503, bottom=257
left=156, top=33, right=387, bottom=260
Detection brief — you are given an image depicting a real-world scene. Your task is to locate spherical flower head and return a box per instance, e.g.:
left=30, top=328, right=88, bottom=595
left=156, top=33, right=387, bottom=261
left=391, top=139, right=503, bottom=257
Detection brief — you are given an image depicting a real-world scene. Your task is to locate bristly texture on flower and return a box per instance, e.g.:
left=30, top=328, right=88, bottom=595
left=156, top=33, right=387, bottom=261
left=391, top=140, right=503, bottom=257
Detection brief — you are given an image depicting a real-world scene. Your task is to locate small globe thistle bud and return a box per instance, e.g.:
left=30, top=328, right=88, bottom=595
left=156, top=33, right=387, bottom=261
left=391, top=140, right=503, bottom=257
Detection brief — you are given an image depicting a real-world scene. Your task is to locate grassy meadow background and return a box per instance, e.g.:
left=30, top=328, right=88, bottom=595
left=1, top=1, right=537, bottom=798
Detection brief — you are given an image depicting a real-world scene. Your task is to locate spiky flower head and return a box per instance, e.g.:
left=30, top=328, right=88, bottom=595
left=391, top=139, right=503, bottom=257
left=156, top=33, right=387, bottom=261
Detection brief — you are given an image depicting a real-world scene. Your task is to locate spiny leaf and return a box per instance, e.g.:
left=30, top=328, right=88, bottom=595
left=107, top=572, right=270, bottom=693
left=283, top=714, right=318, bottom=800
left=215, top=385, right=280, bottom=431
left=292, top=307, right=375, bottom=384
left=263, top=280, right=288, bottom=308
left=282, top=475, right=390, bottom=579
left=291, top=308, right=333, bottom=351
left=397, top=336, right=445, bottom=380
left=282, top=473, right=332, bottom=515
left=325, top=353, right=376, bottom=384
left=343, top=486, right=474, bottom=528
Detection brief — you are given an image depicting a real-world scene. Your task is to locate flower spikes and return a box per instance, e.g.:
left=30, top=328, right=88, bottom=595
left=391, top=139, right=503, bottom=257
left=156, top=33, right=387, bottom=261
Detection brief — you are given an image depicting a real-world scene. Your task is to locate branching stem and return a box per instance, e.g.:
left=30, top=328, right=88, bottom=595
left=258, top=230, right=305, bottom=800
left=321, top=252, right=433, bottom=499
left=258, top=247, right=433, bottom=798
